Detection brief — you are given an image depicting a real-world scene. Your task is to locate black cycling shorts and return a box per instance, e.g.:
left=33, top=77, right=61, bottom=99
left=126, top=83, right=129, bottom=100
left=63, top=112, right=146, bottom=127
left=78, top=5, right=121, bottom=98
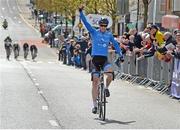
left=92, top=56, right=108, bottom=71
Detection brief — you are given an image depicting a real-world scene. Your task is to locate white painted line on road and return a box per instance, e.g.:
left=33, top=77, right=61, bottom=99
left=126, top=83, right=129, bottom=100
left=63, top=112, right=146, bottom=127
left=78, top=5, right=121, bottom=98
left=18, top=21, right=22, bottom=23
left=137, top=85, right=144, bottom=89
left=38, top=90, right=43, bottom=94
left=35, top=83, right=39, bottom=86
left=37, top=61, right=43, bottom=63
left=7, top=0, right=13, bottom=14
left=49, top=120, right=59, bottom=127
left=42, top=106, right=48, bottom=110
left=33, top=78, right=36, bottom=81
left=48, top=62, right=54, bottom=64
left=147, top=87, right=153, bottom=90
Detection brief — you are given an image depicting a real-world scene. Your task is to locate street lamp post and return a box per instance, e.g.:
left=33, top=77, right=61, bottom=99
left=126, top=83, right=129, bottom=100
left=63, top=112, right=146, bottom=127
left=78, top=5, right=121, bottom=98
left=78, top=19, right=83, bottom=40
left=65, top=16, right=68, bottom=38
left=72, top=15, right=75, bottom=38
left=136, top=0, right=139, bottom=31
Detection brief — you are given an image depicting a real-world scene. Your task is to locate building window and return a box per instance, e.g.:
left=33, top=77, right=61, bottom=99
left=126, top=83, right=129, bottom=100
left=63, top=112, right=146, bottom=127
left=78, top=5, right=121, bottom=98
left=160, top=0, right=166, bottom=12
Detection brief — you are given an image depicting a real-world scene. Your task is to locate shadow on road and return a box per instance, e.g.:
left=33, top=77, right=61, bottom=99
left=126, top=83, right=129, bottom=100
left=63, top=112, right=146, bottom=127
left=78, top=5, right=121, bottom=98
left=94, top=118, right=136, bottom=125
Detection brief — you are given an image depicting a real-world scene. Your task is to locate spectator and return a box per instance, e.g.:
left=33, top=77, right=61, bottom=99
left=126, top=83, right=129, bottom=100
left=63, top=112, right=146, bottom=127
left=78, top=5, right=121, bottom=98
left=59, top=41, right=67, bottom=64
left=129, top=29, right=143, bottom=49
left=150, top=25, right=164, bottom=47
left=85, top=42, right=92, bottom=72
left=48, top=30, right=55, bottom=47
left=136, top=34, right=155, bottom=60
left=157, top=32, right=177, bottom=55
left=169, top=32, right=180, bottom=99
left=73, top=44, right=81, bottom=68
left=40, top=22, right=45, bottom=37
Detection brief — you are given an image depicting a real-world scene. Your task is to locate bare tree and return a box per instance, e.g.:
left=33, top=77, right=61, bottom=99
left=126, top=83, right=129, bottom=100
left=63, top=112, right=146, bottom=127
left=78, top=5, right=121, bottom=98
left=142, top=0, right=152, bottom=28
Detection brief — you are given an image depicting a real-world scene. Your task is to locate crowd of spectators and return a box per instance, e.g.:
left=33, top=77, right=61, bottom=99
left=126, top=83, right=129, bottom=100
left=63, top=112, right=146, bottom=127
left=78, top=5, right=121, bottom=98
left=51, top=24, right=180, bottom=99
left=53, top=24, right=180, bottom=69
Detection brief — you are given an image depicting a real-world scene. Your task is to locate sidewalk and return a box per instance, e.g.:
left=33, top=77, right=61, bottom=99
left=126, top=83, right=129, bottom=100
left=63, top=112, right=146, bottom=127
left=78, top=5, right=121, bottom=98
left=16, top=0, right=39, bottom=31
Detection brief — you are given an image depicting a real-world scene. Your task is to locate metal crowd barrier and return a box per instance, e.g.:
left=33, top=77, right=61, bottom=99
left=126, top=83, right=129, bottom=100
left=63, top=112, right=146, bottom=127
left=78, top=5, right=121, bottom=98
left=108, top=52, right=174, bottom=94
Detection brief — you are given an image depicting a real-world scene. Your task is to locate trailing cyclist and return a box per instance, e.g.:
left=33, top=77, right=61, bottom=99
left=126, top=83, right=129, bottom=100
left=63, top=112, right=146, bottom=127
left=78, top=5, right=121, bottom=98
left=30, top=44, right=38, bottom=61
left=23, top=43, right=29, bottom=59
left=13, top=41, right=20, bottom=59
left=4, top=36, right=12, bottom=60
left=79, top=5, right=124, bottom=114
left=2, top=19, right=8, bottom=29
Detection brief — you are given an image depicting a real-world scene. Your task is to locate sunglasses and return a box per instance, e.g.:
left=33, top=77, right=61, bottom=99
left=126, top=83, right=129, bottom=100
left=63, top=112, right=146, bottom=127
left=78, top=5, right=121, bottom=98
left=100, top=24, right=107, bottom=27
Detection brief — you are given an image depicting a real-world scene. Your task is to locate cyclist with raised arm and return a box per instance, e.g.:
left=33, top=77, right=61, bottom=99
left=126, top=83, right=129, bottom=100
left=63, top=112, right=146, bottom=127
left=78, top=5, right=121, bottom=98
left=79, top=5, right=124, bottom=114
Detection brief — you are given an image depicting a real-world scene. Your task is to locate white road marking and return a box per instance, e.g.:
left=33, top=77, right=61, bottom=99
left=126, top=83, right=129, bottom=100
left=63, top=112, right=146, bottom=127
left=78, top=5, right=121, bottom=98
left=48, top=61, right=54, bottom=64
left=33, top=78, right=36, bottom=81
left=7, top=0, right=13, bottom=13
left=49, top=120, right=59, bottom=127
left=147, top=87, right=153, bottom=90
left=18, top=21, right=22, bottom=23
left=38, top=90, right=43, bottom=94
left=37, top=61, right=43, bottom=63
left=35, top=83, right=39, bottom=86
left=42, top=106, right=48, bottom=110
left=137, top=85, right=144, bottom=89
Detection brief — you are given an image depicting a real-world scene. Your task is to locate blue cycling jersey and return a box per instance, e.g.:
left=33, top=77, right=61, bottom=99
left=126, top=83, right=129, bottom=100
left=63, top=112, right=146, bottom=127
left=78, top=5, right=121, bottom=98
left=79, top=11, right=122, bottom=57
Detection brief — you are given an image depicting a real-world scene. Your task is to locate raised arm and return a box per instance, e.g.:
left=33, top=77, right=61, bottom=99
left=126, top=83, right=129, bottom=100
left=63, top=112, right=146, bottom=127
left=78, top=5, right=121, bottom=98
left=79, top=10, right=95, bottom=33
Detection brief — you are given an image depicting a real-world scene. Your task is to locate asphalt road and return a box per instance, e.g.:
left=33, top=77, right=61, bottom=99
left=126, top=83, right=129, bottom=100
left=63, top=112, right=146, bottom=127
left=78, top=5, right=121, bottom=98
left=0, top=0, right=180, bottom=129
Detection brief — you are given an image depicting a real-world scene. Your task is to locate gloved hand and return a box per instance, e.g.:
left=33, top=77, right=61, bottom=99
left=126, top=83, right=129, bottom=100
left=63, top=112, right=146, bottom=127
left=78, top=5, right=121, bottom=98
left=119, top=56, right=124, bottom=62
left=115, top=56, right=124, bottom=67
left=79, top=5, right=84, bottom=12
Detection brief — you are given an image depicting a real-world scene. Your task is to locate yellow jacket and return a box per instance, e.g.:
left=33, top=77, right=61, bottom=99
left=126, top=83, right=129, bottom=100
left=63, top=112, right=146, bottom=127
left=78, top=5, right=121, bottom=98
left=155, top=30, right=164, bottom=47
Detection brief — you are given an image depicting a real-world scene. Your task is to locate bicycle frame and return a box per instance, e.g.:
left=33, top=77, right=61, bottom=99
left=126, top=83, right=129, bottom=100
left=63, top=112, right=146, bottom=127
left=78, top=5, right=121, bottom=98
left=93, top=68, right=114, bottom=121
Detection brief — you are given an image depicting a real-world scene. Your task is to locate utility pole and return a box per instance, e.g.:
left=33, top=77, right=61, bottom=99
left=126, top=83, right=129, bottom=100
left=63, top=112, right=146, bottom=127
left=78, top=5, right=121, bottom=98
left=153, top=0, right=157, bottom=25
left=136, top=0, right=139, bottom=31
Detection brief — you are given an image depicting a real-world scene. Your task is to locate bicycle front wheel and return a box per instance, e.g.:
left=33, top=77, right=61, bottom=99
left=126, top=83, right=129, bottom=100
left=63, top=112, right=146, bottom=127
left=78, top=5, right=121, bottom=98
left=99, top=84, right=106, bottom=121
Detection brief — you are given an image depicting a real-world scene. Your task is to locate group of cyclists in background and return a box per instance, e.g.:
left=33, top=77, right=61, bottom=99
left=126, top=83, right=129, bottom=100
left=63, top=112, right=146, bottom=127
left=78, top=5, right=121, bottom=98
left=4, top=36, right=38, bottom=61
left=2, top=19, right=38, bottom=61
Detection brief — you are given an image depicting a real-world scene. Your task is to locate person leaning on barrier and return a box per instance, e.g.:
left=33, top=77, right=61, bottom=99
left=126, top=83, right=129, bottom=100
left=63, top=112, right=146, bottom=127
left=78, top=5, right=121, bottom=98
left=136, top=34, right=155, bottom=61
left=129, top=29, right=143, bottom=49
left=150, top=25, right=164, bottom=47
left=167, top=32, right=180, bottom=99
left=156, top=32, right=177, bottom=62
left=167, top=33, right=180, bottom=59
left=157, top=32, right=177, bottom=54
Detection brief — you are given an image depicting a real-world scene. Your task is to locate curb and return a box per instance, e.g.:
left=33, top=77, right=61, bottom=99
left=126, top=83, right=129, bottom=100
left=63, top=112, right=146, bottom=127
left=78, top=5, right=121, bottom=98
left=15, top=0, right=39, bottom=33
